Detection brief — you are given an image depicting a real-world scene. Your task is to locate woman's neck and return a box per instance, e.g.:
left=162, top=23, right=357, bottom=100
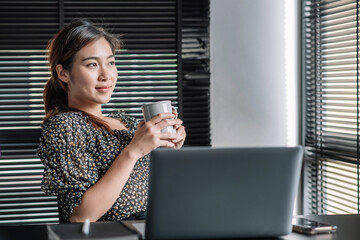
left=69, top=103, right=103, bottom=118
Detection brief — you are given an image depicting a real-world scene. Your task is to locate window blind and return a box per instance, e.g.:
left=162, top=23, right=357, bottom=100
left=0, top=0, right=210, bottom=225
left=181, top=0, right=211, bottom=146
left=0, top=0, right=61, bottom=225
left=303, top=0, right=360, bottom=214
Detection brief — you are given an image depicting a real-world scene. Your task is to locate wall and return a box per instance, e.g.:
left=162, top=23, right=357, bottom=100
left=210, top=0, right=299, bottom=147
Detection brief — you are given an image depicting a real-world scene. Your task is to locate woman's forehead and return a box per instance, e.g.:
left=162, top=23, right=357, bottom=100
left=74, top=37, right=113, bottom=60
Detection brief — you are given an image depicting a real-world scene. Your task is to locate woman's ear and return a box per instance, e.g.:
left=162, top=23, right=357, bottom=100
left=56, top=64, right=70, bottom=83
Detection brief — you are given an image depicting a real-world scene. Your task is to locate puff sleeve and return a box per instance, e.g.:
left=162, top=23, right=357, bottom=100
left=37, top=113, right=98, bottom=221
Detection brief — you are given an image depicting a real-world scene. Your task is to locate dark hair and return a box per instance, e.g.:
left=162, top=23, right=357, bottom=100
left=43, top=19, right=121, bottom=132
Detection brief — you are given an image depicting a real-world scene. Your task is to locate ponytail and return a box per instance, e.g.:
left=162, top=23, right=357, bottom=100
left=43, top=76, right=68, bottom=121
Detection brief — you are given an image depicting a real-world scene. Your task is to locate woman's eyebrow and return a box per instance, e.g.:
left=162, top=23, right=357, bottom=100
left=82, top=55, right=115, bottom=62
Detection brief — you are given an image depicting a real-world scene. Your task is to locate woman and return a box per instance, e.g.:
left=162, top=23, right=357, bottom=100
left=37, top=19, right=186, bottom=223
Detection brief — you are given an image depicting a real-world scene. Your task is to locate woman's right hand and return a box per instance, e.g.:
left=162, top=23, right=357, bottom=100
left=125, top=112, right=183, bottom=160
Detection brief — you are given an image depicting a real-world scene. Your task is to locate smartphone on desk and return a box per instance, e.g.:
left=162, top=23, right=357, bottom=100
left=292, top=217, right=337, bottom=235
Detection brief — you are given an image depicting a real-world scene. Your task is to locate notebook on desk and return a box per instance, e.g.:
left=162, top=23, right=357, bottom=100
left=127, top=146, right=303, bottom=240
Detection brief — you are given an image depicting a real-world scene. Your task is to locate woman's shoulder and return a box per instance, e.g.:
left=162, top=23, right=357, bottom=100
left=39, top=112, right=92, bottom=149
left=43, top=111, right=90, bottom=131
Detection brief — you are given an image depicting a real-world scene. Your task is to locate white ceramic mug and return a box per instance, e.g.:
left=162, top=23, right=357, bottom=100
left=141, top=100, right=178, bottom=133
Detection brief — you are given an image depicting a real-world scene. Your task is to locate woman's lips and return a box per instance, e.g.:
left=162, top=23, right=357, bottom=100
left=96, top=86, right=111, bottom=93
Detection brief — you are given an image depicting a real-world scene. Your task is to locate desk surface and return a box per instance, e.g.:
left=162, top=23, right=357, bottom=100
left=0, top=215, right=358, bottom=240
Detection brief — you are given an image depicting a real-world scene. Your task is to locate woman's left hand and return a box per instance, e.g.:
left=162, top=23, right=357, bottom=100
left=171, top=109, right=186, bottom=149
left=172, top=124, right=186, bottom=149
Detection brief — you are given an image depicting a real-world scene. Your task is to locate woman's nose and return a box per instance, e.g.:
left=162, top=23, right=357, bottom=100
left=98, top=66, right=110, bottom=81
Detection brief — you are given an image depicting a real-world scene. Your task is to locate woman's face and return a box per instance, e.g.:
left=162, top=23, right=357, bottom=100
left=66, top=37, right=118, bottom=110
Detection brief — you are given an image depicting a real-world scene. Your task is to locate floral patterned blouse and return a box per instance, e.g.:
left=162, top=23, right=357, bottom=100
left=37, top=111, right=149, bottom=222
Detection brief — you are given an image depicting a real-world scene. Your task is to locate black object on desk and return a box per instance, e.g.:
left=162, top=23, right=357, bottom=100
left=47, top=221, right=137, bottom=240
left=0, top=224, right=47, bottom=240
left=0, top=221, right=137, bottom=240
left=292, top=217, right=337, bottom=235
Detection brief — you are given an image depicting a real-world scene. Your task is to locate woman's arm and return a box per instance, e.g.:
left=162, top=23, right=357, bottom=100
left=69, top=112, right=184, bottom=222
left=69, top=147, right=137, bottom=222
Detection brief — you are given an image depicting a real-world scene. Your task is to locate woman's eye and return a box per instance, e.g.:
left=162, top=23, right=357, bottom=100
left=109, top=61, right=115, bottom=66
left=87, top=63, right=97, bottom=67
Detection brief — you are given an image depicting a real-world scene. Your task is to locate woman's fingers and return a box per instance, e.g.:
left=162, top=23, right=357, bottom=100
left=158, top=140, right=175, bottom=148
left=172, top=108, right=178, bottom=119
left=158, top=131, right=178, bottom=140
left=158, top=126, right=185, bottom=142
left=149, top=112, right=176, bottom=124
left=144, top=112, right=183, bottom=133
left=172, top=126, right=186, bottom=143
left=155, top=118, right=183, bottom=131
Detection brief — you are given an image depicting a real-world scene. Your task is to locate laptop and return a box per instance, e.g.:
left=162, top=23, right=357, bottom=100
left=128, top=146, right=303, bottom=239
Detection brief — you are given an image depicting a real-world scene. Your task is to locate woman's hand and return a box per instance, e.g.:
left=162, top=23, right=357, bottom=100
left=171, top=108, right=186, bottom=149
left=126, top=112, right=184, bottom=159
left=171, top=124, right=186, bottom=149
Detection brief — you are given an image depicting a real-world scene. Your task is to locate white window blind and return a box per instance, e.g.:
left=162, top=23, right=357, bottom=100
left=303, top=0, right=360, bottom=214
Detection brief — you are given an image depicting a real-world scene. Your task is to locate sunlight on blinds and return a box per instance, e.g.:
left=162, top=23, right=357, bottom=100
left=303, top=0, right=360, bottom=215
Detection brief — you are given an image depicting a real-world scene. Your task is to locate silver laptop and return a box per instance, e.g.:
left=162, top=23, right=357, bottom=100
left=130, top=146, right=303, bottom=239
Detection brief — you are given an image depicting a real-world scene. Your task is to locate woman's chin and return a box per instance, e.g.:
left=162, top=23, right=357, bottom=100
left=98, top=98, right=112, bottom=105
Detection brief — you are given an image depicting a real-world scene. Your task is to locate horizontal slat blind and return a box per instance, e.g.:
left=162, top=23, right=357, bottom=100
left=0, top=130, right=58, bottom=225
left=0, top=1, right=59, bottom=50
left=303, top=0, right=360, bottom=214
left=0, top=0, right=60, bottom=225
left=181, top=0, right=211, bottom=146
left=0, top=50, right=48, bottom=130
left=0, top=0, right=212, bottom=225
